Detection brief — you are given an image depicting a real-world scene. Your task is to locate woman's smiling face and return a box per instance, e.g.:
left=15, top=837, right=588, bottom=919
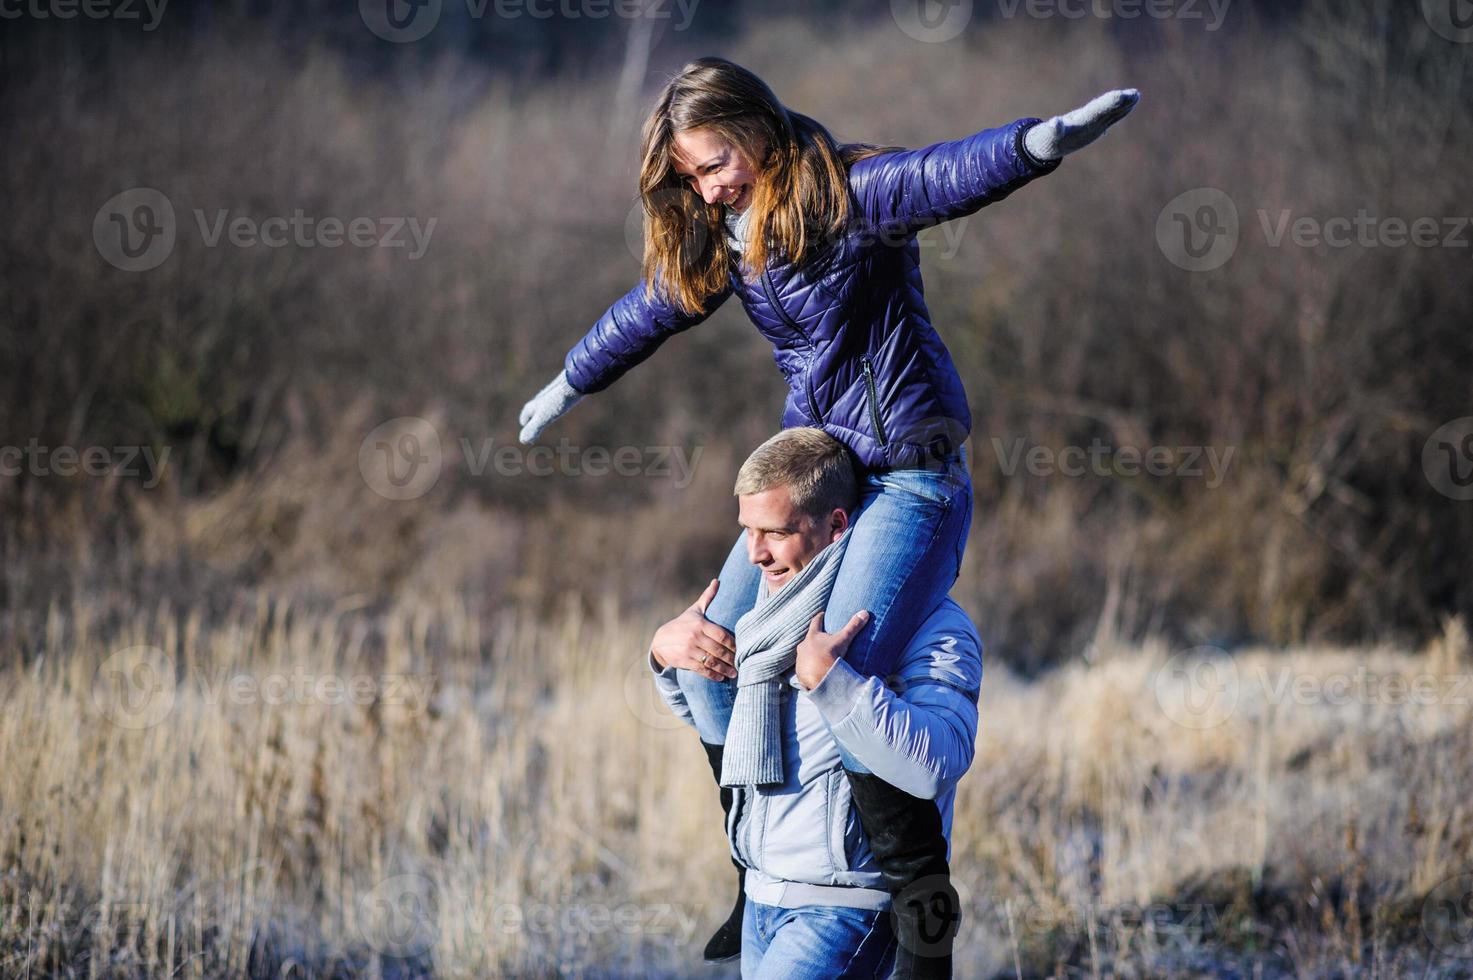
left=670, top=127, right=764, bottom=213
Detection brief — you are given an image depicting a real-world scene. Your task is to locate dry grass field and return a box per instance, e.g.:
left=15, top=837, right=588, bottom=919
left=3, top=592, right=1470, bottom=978
left=3, top=1, right=1472, bottom=977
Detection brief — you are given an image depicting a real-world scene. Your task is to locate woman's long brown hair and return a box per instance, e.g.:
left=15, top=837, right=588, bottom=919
left=635, top=56, right=905, bottom=316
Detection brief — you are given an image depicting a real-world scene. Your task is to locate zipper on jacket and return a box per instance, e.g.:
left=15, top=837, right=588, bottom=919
left=760, top=266, right=824, bottom=423
left=742, top=793, right=759, bottom=869
left=826, top=769, right=846, bottom=874
left=861, top=355, right=889, bottom=447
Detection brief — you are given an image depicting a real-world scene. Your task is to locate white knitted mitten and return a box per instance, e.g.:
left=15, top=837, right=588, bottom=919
left=517, top=370, right=585, bottom=444
left=1023, top=88, right=1140, bottom=162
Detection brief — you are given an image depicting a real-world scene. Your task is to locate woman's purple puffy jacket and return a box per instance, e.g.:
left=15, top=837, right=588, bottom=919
left=562, top=116, right=1061, bottom=473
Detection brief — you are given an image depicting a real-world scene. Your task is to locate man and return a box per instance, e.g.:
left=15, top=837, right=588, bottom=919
left=648, top=427, right=983, bottom=978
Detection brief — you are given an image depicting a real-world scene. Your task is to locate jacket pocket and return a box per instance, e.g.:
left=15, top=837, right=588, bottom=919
left=860, top=355, right=889, bottom=448
left=826, top=768, right=848, bottom=873
left=828, top=768, right=874, bottom=875
left=803, top=364, right=823, bottom=423
left=826, top=768, right=865, bottom=874
left=746, top=770, right=844, bottom=884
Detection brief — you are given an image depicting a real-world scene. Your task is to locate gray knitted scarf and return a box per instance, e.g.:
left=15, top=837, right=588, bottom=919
left=719, top=526, right=854, bottom=787
left=723, top=203, right=751, bottom=253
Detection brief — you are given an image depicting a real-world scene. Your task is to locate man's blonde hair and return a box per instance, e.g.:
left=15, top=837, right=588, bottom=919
left=734, top=427, right=858, bottom=520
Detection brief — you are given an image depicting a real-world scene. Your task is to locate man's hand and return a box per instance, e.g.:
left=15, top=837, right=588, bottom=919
left=650, top=579, right=738, bottom=681
left=795, top=609, right=870, bottom=691
left=1023, top=88, right=1140, bottom=162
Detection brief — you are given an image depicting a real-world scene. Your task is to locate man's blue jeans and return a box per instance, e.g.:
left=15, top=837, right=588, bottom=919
left=741, top=900, right=897, bottom=978
left=679, top=448, right=974, bottom=769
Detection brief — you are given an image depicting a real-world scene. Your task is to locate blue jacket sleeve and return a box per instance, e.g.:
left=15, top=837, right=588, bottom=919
left=806, top=603, right=983, bottom=800
left=848, top=116, right=1061, bottom=240
left=563, top=275, right=733, bottom=394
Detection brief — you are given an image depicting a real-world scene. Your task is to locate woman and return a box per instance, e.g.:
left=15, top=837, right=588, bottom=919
left=518, top=57, right=1138, bottom=974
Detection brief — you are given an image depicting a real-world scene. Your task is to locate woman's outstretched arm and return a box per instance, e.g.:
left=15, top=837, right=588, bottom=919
left=848, top=87, right=1140, bottom=239
left=517, top=275, right=734, bottom=444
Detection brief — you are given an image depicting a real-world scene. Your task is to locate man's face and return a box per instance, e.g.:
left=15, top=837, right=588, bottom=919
left=738, top=485, right=849, bottom=592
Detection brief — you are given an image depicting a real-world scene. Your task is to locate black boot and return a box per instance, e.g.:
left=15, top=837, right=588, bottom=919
left=700, top=739, right=746, bottom=963
left=845, top=769, right=960, bottom=979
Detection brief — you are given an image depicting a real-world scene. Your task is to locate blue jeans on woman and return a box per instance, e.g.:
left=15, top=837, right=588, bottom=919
left=741, top=900, right=897, bottom=978
left=679, top=447, right=974, bottom=770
